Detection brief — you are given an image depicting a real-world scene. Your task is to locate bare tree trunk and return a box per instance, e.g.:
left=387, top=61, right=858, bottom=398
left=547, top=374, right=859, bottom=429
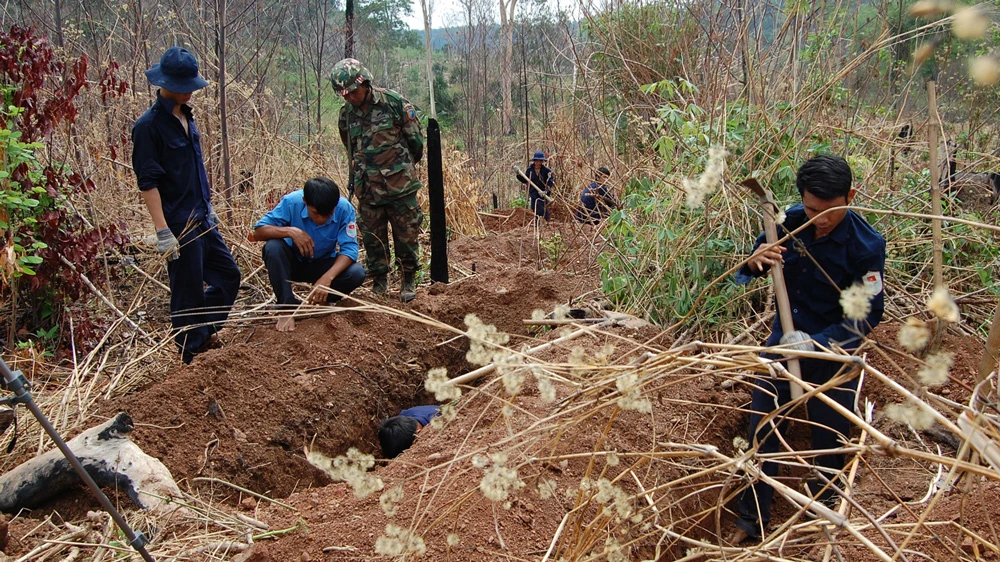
left=53, top=0, right=65, bottom=48
left=420, top=0, right=436, bottom=118
left=499, top=0, right=517, bottom=135
left=216, top=0, right=234, bottom=214
left=318, top=0, right=328, bottom=148
left=345, top=0, right=355, bottom=58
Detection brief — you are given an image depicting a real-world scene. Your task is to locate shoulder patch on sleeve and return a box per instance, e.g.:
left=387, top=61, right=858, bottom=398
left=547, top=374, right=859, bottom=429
left=403, top=102, right=417, bottom=121
left=863, top=271, right=883, bottom=296
left=347, top=222, right=358, bottom=239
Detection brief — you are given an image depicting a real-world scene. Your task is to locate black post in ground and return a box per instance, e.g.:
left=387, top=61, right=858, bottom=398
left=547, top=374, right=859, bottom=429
left=428, top=118, right=448, bottom=283
left=0, top=357, right=156, bottom=562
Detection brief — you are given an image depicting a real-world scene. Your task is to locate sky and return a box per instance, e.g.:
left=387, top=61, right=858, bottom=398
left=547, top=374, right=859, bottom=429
left=402, top=0, right=473, bottom=30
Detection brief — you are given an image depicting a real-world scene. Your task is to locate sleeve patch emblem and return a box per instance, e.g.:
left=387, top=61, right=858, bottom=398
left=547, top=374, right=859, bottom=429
left=863, top=271, right=883, bottom=296
left=404, top=103, right=417, bottom=121
left=347, top=222, right=358, bottom=239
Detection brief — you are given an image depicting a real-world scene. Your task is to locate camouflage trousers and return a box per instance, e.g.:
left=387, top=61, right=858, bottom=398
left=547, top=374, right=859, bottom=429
left=357, top=193, right=423, bottom=276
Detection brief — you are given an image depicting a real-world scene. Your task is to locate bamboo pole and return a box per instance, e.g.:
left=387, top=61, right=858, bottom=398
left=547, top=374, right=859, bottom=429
left=928, top=80, right=943, bottom=289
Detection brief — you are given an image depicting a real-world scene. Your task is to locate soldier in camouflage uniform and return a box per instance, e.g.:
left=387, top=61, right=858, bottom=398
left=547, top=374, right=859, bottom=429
left=332, top=58, right=424, bottom=302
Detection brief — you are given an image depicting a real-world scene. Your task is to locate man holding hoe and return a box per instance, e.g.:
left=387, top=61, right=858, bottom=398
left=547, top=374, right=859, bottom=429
left=732, top=154, right=885, bottom=542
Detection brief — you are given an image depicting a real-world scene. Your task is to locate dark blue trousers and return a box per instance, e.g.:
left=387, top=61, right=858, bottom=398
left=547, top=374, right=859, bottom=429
left=735, top=358, right=858, bottom=538
left=262, top=239, right=366, bottom=306
left=167, top=221, right=241, bottom=364
left=530, top=194, right=549, bottom=220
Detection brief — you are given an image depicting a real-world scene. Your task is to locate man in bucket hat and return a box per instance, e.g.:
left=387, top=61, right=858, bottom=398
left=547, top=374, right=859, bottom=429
left=516, top=150, right=555, bottom=221
left=334, top=58, right=424, bottom=303
left=132, top=47, right=241, bottom=364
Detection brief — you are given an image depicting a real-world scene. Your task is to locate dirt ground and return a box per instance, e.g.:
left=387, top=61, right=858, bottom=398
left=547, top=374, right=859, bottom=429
left=3, top=212, right=998, bottom=561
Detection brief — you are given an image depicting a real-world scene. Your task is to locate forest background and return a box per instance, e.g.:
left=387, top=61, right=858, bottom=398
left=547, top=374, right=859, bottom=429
left=1, top=0, right=1000, bottom=354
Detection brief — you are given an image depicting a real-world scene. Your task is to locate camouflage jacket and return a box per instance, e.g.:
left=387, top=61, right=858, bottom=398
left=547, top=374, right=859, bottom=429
left=338, top=87, right=424, bottom=205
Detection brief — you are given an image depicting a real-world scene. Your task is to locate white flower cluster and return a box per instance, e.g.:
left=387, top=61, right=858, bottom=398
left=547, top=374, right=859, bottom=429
left=446, top=533, right=460, bottom=547
left=952, top=5, right=990, bottom=39
left=568, top=346, right=587, bottom=366
left=917, top=351, right=953, bottom=387
left=534, top=368, right=557, bottom=403
left=477, top=452, right=525, bottom=502
left=594, top=344, right=616, bottom=364
left=604, top=537, right=628, bottom=562
left=970, top=55, right=1000, bottom=86
left=927, top=287, right=961, bottom=323
left=328, top=448, right=384, bottom=499
left=425, top=367, right=461, bottom=401
left=380, top=485, right=404, bottom=517
left=374, top=524, right=427, bottom=556
left=464, top=314, right=511, bottom=366
left=885, top=403, right=935, bottom=430
left=553, top=304, right=570, bottom=320
left=732, top=436, right=750, bottom=453
left=498, top=355, right=528, bottom=395
left=898, top=317, right=931, bottom=353
left=683, top=145, right=728, bottom=209
left=616, top=373, right=652, bottom=413
left=501, top=403, right=515, bottom=418
left=536, top=477, right=557, bottom=499
left=531, top=309, right=547, bottom=321
left=840, top=283, right=872, bottom=321
left=429, top=403, right=457, bottom=430
left=606, top=451, right=620, bottom=467
left=594, top=478, right=634, bottom=520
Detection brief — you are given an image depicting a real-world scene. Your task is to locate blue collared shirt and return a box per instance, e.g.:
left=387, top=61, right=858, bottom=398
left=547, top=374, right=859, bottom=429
left=399, top=405, right=440, bottom=425
left=254, top=190, right=359, bottom=262
left=736, top=204, right=886, bottom=351
left=131, top=93, right=212, bottom=227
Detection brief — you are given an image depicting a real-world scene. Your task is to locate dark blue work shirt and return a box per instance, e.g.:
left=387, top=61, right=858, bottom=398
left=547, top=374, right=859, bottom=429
left=517, top=165, right=554, bottom=201
left=576, top=181, right=618, bottom=223
left=736, top=204, right=886, bottom=351
left=131, top=93, right=212, bottom=228
left=399, top=405, right=440, bottom=426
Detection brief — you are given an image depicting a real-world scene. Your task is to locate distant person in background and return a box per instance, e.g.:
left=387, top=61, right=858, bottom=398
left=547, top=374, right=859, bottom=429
left=132, top=46, right=241, bottom=364
left=575, top=166, right=619, bottom=224
left=253, top=177, right=366, bottom=332
left=378, top=405, right=441, bottom=458
left=516, top=150, right=555, bottom=221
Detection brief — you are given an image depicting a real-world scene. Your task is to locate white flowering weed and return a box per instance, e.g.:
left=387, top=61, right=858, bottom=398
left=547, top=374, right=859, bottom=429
left=319, top=448, right=384, bottom=498
left=534, top=369, right=557, bottom=403
left=732, top=436, right=750, bottom=453
left=616, top=373, right=652, bottom=413
left=886, top=403, right=935, bottom=430
left=374, top=524, right=426, bottom=556
left=478, top=452, right=525, bottom=501
left=683, top=145, right=729, bottom=209
left=918, top=351, right=953, bottom=387
left=970, top=55, right=1000, bottom=85
left=536, top=478, right=557, bottom=499
left=952, top=5, right=990, bottom=39
left=425, top=367, right=461, bottom=401
left=464, top=314, right=511, bottom=366
left=898, top=317, right=932, bottom=353
left=927, top=286, right=960, bottom=323
left=380, top=485, right=404, bottom=517
left=446, top=533, right=460, bottom=547
left=840, top=283, right=872, bottom=321
left=606, top=451, right=620, bottom=466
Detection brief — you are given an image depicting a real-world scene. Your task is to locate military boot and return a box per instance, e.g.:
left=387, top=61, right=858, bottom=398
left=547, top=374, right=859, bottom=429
left=400, top=272, right=416, bottom=302
left=372, top=274, right=388, bottom=296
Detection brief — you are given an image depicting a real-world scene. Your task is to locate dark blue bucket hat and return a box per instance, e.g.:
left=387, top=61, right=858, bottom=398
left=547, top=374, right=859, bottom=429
left=145, top=47, right=209, bottom=94
left=532, top=150, right=547, bottom=162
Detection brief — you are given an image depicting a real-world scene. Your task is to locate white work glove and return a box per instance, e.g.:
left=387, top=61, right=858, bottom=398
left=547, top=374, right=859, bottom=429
left=156, top=228, right=180, bottom=262
left=779, top=330, right=814, bottom=352
left=208, top=205, right=220, bottom=226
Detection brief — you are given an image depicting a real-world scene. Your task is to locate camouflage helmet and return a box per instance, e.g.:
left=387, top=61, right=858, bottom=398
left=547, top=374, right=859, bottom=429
left=331, top=58, right=373, bottom=95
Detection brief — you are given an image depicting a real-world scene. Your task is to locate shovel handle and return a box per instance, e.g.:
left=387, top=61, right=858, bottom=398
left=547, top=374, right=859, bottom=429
left=743, top=179, right=804, bottom=399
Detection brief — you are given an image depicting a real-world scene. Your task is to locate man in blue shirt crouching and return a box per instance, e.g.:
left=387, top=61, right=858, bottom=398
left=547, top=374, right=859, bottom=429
left=254, top=177, right=366, bottom=331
